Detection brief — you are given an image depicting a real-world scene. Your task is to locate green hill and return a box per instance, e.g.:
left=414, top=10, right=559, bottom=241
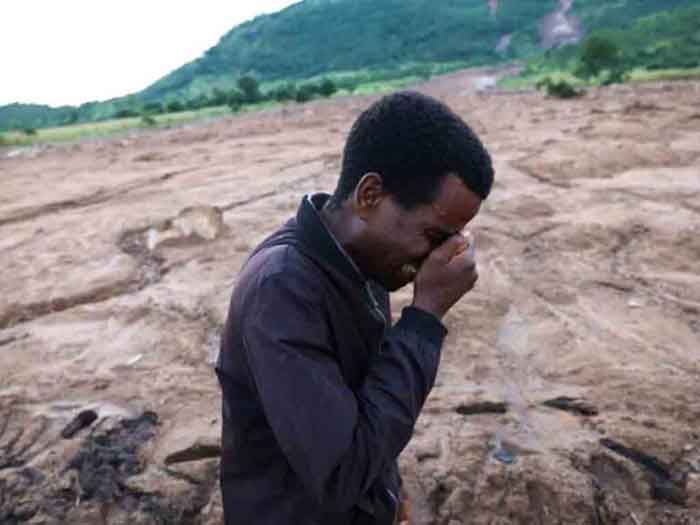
left=136, top=0, right=700, bottom=101
left=0, top=103, right=77, bottom=133
left=520, top=4, right=700, bottom=83
left=140, top=0, right=552, bottom=101
left=2, top=0, right=698, bottom=133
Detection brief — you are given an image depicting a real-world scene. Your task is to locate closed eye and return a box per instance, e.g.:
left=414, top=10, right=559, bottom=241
left=425, top=229, right=450, bottom=247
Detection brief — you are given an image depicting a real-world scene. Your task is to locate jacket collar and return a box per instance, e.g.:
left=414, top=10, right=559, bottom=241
left=296, top=193, right=366, bottom=285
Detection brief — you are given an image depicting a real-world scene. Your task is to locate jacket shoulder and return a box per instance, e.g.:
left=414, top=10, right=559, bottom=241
left=240, top=243, right=325, bottom=302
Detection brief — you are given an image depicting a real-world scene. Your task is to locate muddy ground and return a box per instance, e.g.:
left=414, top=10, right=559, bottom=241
left=1, top=69, right=699, bottom=524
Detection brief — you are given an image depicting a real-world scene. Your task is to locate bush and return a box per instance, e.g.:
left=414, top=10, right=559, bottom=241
left=185, top=94, right=210, bottom=110
left=64, top=110, right=79, bottom=125
left=140, top=115, right=157, bottom=126
left=226, top=89, right=245, bottom=106
left=142, top=102, right=164, bottom=115
left=165, top=100, right=185, bottom=113
left=115, top=108, right=139, bottom=119
left=295, top=84, right=316, bottom=103
left=23, top=127, right=37, bottom=136
left=536, top=77, right=584, bottom=99
left=318, top=78, right=337, bottom=97
left=270, top=82, right=297, bottom=102
left=238, top=75, right=261, bottom=104
left=210, top=88, right=229, bottom=106
left=601, top=69, right=627, bottom=85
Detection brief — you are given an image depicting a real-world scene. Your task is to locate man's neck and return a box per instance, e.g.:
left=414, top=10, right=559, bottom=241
left=320, top=204, right=347, bottom=244
left=319, top=202, right=365, bottom=275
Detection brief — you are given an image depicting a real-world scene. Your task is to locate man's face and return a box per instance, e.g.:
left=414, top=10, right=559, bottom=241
left=355, top=174, right=482, bottom=291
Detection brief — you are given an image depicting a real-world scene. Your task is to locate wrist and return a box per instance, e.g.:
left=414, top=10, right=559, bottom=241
left=396, top=306, right=448, bottom=347
left=411, top=299, right=445, bottom=321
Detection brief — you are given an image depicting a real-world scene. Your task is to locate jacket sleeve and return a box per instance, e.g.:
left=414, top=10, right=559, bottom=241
left=241, top=270, right=446, bottom=513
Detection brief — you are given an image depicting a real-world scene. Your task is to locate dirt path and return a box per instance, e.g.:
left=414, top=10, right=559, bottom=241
left=1, top=72, right=699, bottom=523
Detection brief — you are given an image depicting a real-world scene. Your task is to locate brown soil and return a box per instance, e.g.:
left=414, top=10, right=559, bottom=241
left=1, top=70, right=699, bottom=524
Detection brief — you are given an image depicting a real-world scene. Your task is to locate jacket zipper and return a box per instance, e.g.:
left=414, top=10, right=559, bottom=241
left=364, top=282, right=386, bottom=327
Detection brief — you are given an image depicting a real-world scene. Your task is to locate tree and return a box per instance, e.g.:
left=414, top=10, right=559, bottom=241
left=226, top=89, right=244, bottom=106
left=186, top=94, right=210, bottom=110
left=318, top=78, right=337, bottom=97
left=270, top=82, right=297, bottom=102
left=115, top=108, right=139, bottom=119
left=143, top=102, right=164, bottom=115
left=295, top=84, right=316, bottom=103
left=166, top=100, right=185, bottom=113
left=211, top=88, right=228, bottom=106
left=65, top=110, right=79, bottom=125
left=237, top=75, right=261, bottom=104
left=575, top=35, right=624, bottom=81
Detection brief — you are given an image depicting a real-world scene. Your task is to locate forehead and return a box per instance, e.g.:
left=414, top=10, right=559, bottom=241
left=427, top=174, right=482, bottom=231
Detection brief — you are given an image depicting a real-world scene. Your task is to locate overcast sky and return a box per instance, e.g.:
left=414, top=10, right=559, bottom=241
left=1, top=1, right=299, bottom=107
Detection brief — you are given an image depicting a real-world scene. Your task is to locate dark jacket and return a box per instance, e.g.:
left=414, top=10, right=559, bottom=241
left=216, top=193, right=447, bottom=524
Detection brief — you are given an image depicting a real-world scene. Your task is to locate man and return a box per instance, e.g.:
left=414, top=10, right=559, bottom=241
left=216, top=91, right=494, bottom=524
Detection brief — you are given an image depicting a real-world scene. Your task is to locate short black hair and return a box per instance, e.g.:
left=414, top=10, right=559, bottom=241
left=332, top=91, right=494, bottom=209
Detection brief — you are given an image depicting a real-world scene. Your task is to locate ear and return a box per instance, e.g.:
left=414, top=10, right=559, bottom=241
left=352, top=173, right=385, bottom=219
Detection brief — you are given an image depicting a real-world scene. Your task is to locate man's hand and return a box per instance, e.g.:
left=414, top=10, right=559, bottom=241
left=412, top=232, right=477, bottom=320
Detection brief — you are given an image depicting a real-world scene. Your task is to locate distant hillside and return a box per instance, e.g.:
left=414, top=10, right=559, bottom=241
left=2, top=0, right=697, bottom=133
left=0, top=104, right=77, bottom=133
left=524, top=5, right=700, bottom=79
left=139, top=0, right=698, bottom=101
left=140, top=0, right=552, bottom=101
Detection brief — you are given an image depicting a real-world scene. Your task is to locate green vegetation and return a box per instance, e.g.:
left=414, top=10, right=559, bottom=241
left=512, top=5, right=700, bottom=89
left=0, top=75, right=416, bottom=147
left=536, top=76, right=585, bottom=99
left=3, top=0, right=699, bottom=136
left=0, top=106, right=233, bottom=147
left=140, top=0, right=553, bottom=103
left=1, top=0, right=554, bottom=133
left=575, top=36, right=625, bottom=83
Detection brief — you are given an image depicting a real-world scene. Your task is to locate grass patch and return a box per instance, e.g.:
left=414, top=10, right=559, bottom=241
left=0, top=73, right=434, bottom=147
left=498, top=70, right=583, bottom=90
left=0, top=64, right=477, bottom=148
left=0, top=104, right=264, bottom=146
left=350, top=76, right=425, bottom=95
left=626, top=67, right=700, bottom=82
left=498, top=66, right=700, bottom=92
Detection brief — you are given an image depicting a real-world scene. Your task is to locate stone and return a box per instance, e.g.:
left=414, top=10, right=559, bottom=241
left=60, top=409, right=98, bottom=439
left=164, top=437, right=221, bottom=465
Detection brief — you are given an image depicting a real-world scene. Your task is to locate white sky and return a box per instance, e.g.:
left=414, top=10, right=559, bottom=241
left=1, top=1, right=299, bottom=107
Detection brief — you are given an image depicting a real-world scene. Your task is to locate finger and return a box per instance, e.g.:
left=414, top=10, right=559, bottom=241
left=452, top=231, right=475, bottom=261
left=464, top=231, right=476, bottom=260
left=430, top=233, right=467, bottom=264
left=460, top=256, right=478, bottom=276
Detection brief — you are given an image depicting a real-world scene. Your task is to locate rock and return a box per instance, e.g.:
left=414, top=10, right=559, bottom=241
left=455, top=401, right=507, bottom=416
left=542, top=396, right=599, bottom=416
left=164, top=438, right=221, bottom=465
left=146, top=205, right=225, bottom=250
left=172, top=205, right=224, bottom=241
left=60, top=409, right=98, bottom=439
